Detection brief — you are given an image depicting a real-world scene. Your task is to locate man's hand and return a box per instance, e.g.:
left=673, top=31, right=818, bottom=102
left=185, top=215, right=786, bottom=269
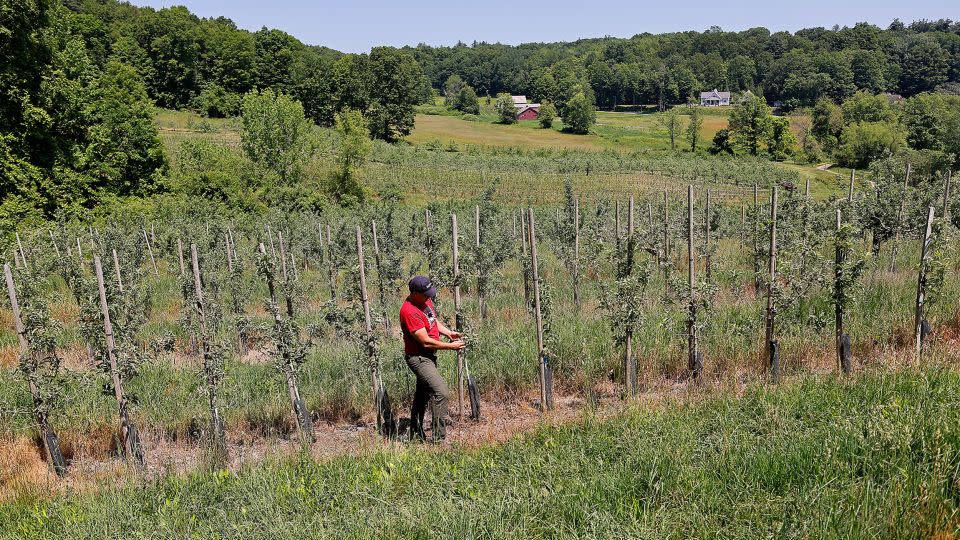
left=449, top=339, right=466, bottom=350
left=446, top=330, right=462, bottom=340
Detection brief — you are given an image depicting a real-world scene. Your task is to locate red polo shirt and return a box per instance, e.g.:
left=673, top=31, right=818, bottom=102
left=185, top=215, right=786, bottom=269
left=399, top=297, right=439, bottom=355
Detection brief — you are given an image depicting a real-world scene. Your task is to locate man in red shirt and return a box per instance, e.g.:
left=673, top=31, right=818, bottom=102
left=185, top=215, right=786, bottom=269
left=400, top=275, right=464, bottom=442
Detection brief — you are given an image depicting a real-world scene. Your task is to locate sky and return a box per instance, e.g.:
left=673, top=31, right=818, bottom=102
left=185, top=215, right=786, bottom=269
left=132, top=0, right=959, bottom=53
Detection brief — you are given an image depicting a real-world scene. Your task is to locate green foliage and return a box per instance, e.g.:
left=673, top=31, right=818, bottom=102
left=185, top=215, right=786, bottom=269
left=709, top=128, right=734, bottom=155
left=191, top=84, right=241, bottom=118
left=685, top=105, right=703, bottom=152
left=657, top=108, right=683, bottom=151
left=443, top=74, right=479, bottom=115
left=563, top=92, right=596, bottom=135
left=728, top=92, right=771, bottom=156
left=836, top=122, right=907, bottom=169
left=537, top=101, right=556, bottom=129
left=365, top=47, right=427, bottom=142
left=84, top=61, right=168, bottom=196
left=240, top=89, right=316, bottom=185
left=811, top=97, right=844, bottom=153
left=494, top=93, right=516, bottom=124
left=328, top=108, right=371, bottom=206
left=767, top=117, right=796, bottom=161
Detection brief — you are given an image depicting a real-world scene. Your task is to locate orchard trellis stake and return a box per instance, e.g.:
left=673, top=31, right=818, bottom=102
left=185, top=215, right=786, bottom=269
left=451, top=213, right=465, bottom=420
left=356, top=226, right=394, bottom=436
left=176, top=238, right=185, bottom=276
left=915, top=207, right=936, bottom=357
left=48, top=229, right=60, bottom=258
left=142, top=228, right=159, bottom=277
left=687, top=186, right=701, bottom=379
left=15, top=232, right=28, bottom=268
left=3, top=263, right=67, bottom=477
left=765, top=186, right=779, bottom=382
left=890, top=163, right=911, bottom=273
left=111, top=249, right=124, bottom=292
left=832, top=209, right=863, bottom=374
left=258, top=243, right=315, bottom=444
left=573, top=196, right=581, bottom=309
left=625, top=196, right=637, bottom=395
left=371, top=220, right=391, bottom=333
left=190, top=244, right=228, bottom=465
left=753, top=183, right=761, bottom=292
left=528, top=208, right=552, bottom=410
left=93, top=256, right=144, bottom=469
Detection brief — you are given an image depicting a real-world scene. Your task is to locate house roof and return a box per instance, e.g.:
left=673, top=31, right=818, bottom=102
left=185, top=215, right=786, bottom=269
left=700, top=89, right=731, bottom=100
left=511, top=95, right=528, bottom=104
left=515, top=104, right=541, bottom=112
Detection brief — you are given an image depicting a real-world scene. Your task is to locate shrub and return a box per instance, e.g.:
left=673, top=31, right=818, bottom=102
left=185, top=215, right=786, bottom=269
left=538, top=101, right=557, bottom=129
left=563, top=92, right=595, bottom=134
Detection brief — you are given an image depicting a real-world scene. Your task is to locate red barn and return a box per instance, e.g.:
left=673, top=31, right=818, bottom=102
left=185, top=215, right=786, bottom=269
left=511, top=95, right=540, bottom=120
left=516, top=106, right=539, bottom=120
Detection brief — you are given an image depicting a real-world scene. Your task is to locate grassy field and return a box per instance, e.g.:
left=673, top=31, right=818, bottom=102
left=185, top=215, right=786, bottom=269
left=3, top=366, right=960, bottom=538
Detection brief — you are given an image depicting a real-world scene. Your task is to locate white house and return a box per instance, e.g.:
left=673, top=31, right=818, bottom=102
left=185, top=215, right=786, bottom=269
left=700, top=89, right=731, bottom=107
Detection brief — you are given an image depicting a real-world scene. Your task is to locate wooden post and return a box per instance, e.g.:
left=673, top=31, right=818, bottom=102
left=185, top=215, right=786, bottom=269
left=520, top=209, right=529, bottom=304
left=833, top=209, right=852, bottom=374
left=753, top=183, right=761, bottom=292
left=624, top=196, right=637, bottom=395
left=573, top=197, right=581, bottom=309
left=915, top=207, right=936, bottom=356
left=371, top=220, right=391, bottom=333
left=848, top=170, right=855, bottom=204
left=687, top=185, right=701, bottom=379
left=267, top=224, right=277, bottom=260
left=451, top=214, right=465, bottom=420
left=47, top=230, right=60, bottom=258
left=4, top=264, right=67, bottom=477
left=528, top=209, right=551, bottom=410
left=142, top=228, right=159, bottom=277
left=277, top=231, right=294, bottom=317
left=111, top=249, right=124, bottom=292
left=75, top=237, right=83, bottom=259
left=424, top=209, right=433, bottom=278
left=765, top=187, right=779, bottom=381
left=326, top=224, right=336, bottom=301
left=190, top=244, right=228, bottom=464
left=15, top=232, right=27, bottom=268
left=176, top=238, right=186, bottom=277
left=258, top=243, right=314, bottom=443
left=356, top=226, right=386, bottom=432
left=890, top=163, right=911, bottom=273
left=93, top=256, right=144, bottom=469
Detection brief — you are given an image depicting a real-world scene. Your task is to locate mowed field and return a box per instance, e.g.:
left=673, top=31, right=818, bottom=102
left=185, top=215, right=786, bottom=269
left=408, top=108, right=731, bottom=152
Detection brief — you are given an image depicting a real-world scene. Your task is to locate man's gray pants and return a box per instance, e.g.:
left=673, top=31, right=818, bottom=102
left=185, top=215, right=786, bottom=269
left=406, top=354, right=448, bottom=441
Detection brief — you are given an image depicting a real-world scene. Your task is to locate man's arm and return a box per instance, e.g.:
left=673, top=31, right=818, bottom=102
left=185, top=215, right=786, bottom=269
left=436, top=319, right=462, bottom=340
left=413, top=328, right=465, bottom=350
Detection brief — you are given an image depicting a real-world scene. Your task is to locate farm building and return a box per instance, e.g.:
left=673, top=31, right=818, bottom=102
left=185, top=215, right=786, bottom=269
left=512, top=95, right=541, bottom=119
left=700, top=89, right=731, bottom=106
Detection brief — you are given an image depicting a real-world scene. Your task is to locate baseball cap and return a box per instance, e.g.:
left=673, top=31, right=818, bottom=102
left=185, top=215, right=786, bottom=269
left=408, top=276, right=437, bottom=298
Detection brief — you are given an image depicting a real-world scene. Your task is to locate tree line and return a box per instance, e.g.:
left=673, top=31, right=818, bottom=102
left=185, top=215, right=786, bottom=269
left=407, top=20, right=960, bottom=111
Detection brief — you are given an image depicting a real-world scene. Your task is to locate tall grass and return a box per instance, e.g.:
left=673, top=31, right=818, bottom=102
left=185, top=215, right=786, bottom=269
left=3, top=366, right=960, bottom=538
